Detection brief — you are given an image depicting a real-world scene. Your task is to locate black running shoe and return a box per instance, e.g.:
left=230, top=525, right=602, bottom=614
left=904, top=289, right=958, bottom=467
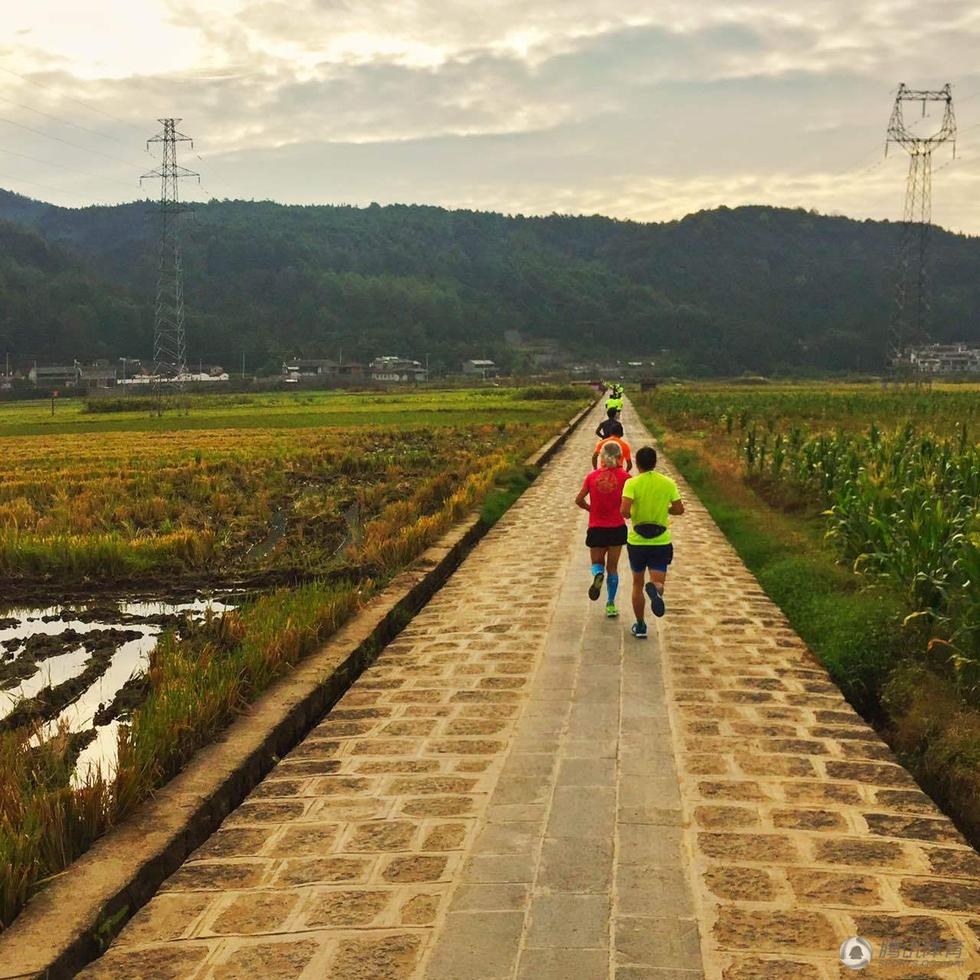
left=588, top=572, right=604, bottom=601
left=645, top=582, right=666, bottom=617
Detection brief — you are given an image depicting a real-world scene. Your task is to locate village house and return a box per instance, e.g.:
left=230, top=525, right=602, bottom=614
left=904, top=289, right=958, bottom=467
left=462, top=359, right=498, bottom=379
left=370, top=356, right=428, bottom=383
left=907, top=343, right=980, bottom=375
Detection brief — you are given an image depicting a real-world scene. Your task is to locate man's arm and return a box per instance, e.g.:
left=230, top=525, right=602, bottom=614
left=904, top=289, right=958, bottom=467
left=669, top=499, right=684, bottom=515
left=620, top=497, right=633, bottom=520
left=575, top=486, right=590, bottom=512
left=591, top=454, right=599, bottom=469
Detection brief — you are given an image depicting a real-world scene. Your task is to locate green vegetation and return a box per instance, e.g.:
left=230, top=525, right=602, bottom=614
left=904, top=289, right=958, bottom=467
left=0, top=385, right=588, bottom=929
left=4, top=192, right=980, bottom=375
left=0, top=388, right=583, bottom=587
left=740, top=422, right=979, bottom=691
left=636, top=383, right=980, bottom=843
left=479, top=464, right=538, bottom=526
left=0, top=387, right=580, bottom=438
left=0, top=724, right=115, bottom=929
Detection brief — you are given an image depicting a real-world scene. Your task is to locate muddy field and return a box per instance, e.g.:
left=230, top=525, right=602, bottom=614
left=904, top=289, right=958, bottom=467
left=0, top=595, right=235, bottom=778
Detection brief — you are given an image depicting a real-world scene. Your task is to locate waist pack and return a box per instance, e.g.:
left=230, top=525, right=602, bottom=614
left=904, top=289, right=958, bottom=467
left=633, top=522, right=667, bottom=540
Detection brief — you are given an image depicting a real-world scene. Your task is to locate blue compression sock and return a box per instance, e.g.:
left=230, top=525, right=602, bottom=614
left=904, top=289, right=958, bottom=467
left=606, top=573, right=619, bottom=603
left=591, top=563, right=604, bottom=577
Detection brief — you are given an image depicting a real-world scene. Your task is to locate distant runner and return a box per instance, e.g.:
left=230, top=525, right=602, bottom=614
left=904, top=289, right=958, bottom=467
left=595, top=407, right=625, bottom=440
left=593, top=433, right=632, bottom=472
left=605, top=391, right=623, bottom=416
left=620, top=445, right=684, bottom=639
left=576, top=440, right=630, bottom=618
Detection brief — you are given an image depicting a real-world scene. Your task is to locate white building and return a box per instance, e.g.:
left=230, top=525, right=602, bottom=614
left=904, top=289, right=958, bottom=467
left=370, top=356, right=428, bottom=383
left=906, top=344, right=980, bottom=375
left=282, top=358, right=338, bottom=380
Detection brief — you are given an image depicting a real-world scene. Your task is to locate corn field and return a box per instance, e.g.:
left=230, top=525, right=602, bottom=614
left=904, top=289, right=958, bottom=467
left=738, top=421, right=980, bottom=686
left=642, top=384, right=980, bottom=696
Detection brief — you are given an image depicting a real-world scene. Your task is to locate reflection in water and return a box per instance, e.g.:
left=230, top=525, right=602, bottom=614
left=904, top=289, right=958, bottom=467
left=0, top=647, right=90, bottom=715
left=2, top=596, right=236, bottom=777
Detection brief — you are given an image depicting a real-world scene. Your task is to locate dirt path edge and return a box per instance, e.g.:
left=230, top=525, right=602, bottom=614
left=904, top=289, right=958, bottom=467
left=0, top=397, right=596, bottom=980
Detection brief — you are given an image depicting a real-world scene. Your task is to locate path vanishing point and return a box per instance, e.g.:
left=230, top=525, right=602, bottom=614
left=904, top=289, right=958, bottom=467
left=80, top=400, right=980, bottom=979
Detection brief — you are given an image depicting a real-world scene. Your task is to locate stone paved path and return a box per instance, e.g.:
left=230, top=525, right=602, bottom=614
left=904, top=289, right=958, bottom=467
left=82, top=400, right=980, bottom=980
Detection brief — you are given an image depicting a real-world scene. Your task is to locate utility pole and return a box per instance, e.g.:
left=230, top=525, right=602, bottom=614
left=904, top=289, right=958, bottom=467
left=141, top=119, right=199, bottom=401
left=885, top=84, right=956, bottom=376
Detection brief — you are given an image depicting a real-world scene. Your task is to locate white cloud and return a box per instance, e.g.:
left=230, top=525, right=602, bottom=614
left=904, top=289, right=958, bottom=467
left=1, top=0, right=979, bottom=229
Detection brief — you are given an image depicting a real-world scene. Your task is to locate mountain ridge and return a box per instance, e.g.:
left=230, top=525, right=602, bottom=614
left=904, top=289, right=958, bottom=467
left=2, top=189, right=979, bottom=375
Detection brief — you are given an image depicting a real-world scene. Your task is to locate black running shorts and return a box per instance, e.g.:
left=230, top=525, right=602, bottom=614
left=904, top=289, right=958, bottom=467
left=626, top=542, right=674, bottom=573
left=586, top=524, right=628, bottom=548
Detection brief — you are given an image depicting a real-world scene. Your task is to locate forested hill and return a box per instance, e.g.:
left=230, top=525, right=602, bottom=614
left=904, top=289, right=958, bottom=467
left=2, top=189, right=980, bottom=375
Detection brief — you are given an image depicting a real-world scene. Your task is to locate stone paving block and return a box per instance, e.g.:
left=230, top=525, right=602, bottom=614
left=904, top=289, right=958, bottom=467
left=619, top=776, right=682, bottom=811
left=79, top=944, right=212, bottom=979
left=426, top=911, right=525, bottom=979
left=450, top=883, right=530, bottom=911
left=272, top=855, right=373, bottom=887
left=472, top=821, right=541, bottom=857
left=620, top=750, right=678, bottom=778
left=565, top=737, right=620, bottom=758
left=501, top=752, right=557, bottom=778
left=330, top=932, right=423, bottom=979
left=489, top=775, right=551, bottom=806
left=615, top=970, right=704, bottom=980
left=302, top=888, right=391, bottom=927
left=518, top=947, right=609, bottom=979
left=210, top=937, right=323, bottom=978
left=206, top=890, right=300, bottom=935
left=616, top=866, right=695, bottom=917
left=486, top=802, right=547, bottom=824
left=112, top=893, right=211, bottom=946
left=557, top=757, right=616, bottom=786
left=538, top=837, right=613, bottom=893
left=462, top=854, right=537, bottom=884
left=615, top=916, right=702, bottom=970
left=547, top=786, right=616, bottom=839
left=527, top=893, right=610, bottom=949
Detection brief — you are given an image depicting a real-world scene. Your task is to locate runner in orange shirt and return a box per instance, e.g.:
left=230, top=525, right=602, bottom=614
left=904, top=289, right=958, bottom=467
left=592, top=434, right=632, bottom=472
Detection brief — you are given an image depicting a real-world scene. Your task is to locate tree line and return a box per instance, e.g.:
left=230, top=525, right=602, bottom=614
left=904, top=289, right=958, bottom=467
left=2, top=189, right=979, bottom=376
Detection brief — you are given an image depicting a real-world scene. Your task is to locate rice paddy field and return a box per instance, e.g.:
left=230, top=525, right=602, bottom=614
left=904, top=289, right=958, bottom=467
left=0, top=385, right=588, bottom=929
left=634, top=381, right=980, bottom=844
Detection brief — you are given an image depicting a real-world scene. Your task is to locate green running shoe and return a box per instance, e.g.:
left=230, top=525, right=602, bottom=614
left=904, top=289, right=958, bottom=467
left=588, top=572, right=604, bottom=601
left=605, top=602, right=618, bottom=618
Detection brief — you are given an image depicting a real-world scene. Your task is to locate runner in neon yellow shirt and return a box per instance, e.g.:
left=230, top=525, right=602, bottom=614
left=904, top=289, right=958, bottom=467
left=620, top=445, right=684, bottom=638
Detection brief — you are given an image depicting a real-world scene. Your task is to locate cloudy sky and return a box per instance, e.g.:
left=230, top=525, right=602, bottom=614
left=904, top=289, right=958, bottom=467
left=2, top=0, right=980, bottom=231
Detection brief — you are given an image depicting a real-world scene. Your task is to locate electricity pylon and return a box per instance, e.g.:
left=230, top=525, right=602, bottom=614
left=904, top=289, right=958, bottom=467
left=885, top=84, right=956, bottom=374
left=141, top=119, right=198, bottom=394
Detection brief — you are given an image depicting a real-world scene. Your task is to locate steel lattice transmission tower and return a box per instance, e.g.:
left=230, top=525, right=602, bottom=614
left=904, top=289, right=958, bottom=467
left=885, top=84, right=956, bottom=370
left=141, top=119, right=199, bottom=392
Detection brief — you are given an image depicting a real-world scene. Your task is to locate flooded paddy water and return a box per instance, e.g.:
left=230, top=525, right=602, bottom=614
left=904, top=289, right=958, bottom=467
left=0, top=595, right=236, bottom=779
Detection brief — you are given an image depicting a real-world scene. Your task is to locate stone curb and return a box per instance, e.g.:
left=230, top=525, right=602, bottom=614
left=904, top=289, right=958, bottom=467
left=0, top=396, right=597, bottom=980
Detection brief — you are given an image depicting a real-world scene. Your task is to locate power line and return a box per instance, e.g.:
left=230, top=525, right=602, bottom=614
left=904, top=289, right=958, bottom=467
left=0, top=64, right=147, bottom=137
left=0, top=170, right=90, bottom=201
left=0, top=95, right=141, bottom=150
left=0, top=115, right=147, bottom=170
left=0, top=146, right=139, bottom=190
